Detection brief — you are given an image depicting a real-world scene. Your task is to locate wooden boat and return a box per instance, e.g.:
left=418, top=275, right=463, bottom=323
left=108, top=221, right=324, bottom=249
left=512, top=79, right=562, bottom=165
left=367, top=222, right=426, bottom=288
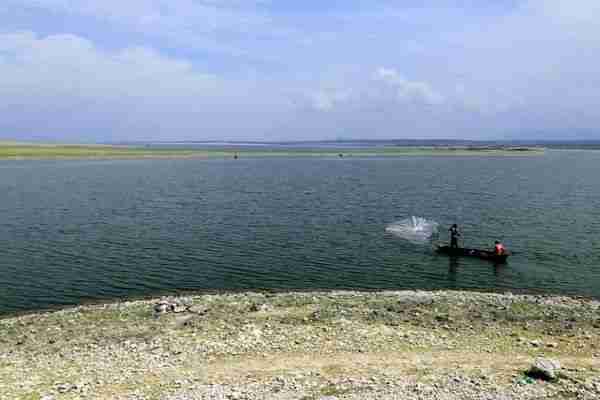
left=435, top=245, right=509, bottom=263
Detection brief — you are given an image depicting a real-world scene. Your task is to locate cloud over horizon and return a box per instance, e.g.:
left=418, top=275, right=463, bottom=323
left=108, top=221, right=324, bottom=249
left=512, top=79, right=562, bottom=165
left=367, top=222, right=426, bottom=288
left=1, top=1, right=599, bottom=141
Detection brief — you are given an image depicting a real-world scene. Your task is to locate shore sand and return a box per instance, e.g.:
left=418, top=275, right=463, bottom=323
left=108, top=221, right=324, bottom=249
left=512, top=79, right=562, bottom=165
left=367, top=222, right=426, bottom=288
left=1, top=290, right=599, bottom=399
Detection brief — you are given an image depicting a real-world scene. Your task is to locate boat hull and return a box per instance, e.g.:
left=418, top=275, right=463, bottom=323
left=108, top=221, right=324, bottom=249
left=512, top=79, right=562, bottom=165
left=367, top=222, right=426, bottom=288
left=436, top=245, right=509, bottom=263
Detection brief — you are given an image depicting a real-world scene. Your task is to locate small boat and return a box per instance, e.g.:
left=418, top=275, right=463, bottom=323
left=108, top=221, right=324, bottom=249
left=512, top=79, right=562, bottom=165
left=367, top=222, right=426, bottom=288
left=435, top=245, right=510, bottom=263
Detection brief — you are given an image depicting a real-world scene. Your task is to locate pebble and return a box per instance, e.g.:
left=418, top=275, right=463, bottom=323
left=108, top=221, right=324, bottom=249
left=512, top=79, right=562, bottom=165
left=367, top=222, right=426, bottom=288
left=56, top=383, right=72, bottom=393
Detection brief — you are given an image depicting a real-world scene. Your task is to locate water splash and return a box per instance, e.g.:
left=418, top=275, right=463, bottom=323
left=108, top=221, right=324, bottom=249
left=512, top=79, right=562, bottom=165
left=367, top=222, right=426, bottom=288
left=385, top=216, right=439, bottom=244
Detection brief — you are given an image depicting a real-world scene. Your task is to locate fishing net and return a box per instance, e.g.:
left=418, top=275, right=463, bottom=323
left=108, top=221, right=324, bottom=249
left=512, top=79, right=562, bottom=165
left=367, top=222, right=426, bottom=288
left=385, top=216, right=439, bottom=244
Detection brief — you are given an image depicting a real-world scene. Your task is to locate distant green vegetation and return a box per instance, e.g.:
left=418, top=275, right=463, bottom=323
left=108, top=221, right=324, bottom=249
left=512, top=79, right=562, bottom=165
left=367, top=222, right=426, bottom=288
left=0, top=143, right=207, bottom=159
left=0, top=142, right=545, bottom=159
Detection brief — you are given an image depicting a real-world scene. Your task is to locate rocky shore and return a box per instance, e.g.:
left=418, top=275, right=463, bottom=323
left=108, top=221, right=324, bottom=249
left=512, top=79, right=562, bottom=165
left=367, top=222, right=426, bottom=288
left=1, top=290, right=599, bottom=399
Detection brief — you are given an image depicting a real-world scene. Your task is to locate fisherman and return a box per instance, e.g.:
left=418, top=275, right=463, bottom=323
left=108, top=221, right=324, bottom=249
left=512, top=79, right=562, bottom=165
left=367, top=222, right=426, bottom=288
left=448, top=224, right=460, bottom=249
left=494, top=240, right=505, bottom=255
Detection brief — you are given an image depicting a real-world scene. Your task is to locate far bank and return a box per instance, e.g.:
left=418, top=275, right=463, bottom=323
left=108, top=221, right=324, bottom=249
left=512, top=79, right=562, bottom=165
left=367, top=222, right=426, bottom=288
left=0, top=142, right=545, bottom=159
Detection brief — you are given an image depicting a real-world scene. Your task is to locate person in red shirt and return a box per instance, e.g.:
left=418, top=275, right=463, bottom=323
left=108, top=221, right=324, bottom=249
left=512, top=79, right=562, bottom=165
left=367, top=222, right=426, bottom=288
left=494, top=240, right=505, bottom=255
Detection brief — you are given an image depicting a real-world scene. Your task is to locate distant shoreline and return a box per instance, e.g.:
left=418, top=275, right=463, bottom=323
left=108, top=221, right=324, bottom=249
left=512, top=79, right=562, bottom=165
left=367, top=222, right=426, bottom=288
left=0, top=143, right=546, bottom=159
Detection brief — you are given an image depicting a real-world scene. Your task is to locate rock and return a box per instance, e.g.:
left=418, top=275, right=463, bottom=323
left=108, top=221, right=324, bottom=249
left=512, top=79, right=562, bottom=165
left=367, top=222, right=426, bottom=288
left=435, top=314, right=450, bottom=322
left=175, top=315, right=197, bottom=327
left=173, top=304, right=188, bottom=313
left=396, top=292, right=434, bottom=305
left=56, top=383, right=72, bottom=393
left=258, top=304, right=272, bottom=312
left=527, top=358, right=561, bottom=381
left=226, top=391, right=242, bottom=399
left=154, top=298, right=197, bottom=314
left=530, top=339, right=542, bottom=347
left=154, top=301, right=170, bottom=314
left=188, top=305, right=209, bottom=315
left=249, top=303, right=272, bottom=313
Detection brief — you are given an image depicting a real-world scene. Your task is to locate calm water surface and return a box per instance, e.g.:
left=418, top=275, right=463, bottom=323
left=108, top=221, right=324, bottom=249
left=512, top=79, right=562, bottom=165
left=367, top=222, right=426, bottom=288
left=1, top=151, right=600, bottom=313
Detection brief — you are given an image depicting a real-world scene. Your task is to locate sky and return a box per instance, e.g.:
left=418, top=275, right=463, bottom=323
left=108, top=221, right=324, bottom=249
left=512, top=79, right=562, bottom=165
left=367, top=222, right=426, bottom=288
left=0, top=0, right=599, bottom=142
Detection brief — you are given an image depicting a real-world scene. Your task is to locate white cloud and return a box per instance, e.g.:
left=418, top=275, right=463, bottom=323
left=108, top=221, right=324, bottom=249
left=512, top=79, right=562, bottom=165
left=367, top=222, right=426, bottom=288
left=0, top=31, right=289, bottom=141
left=0, top=32, right=219, bottom=101
left=2, top=1, right=600, bottom=140
left=305, top=89, right=353, bottom=111
left=7, top=0, right=288, bottom=62
left=297, top=68, right=446, bottom=115
left=373, top=67, right=445, bottom=105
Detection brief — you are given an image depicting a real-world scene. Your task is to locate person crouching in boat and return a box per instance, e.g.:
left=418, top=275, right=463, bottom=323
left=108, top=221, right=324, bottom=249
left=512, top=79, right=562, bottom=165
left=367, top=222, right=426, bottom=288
left=448, top=224, right=460, bottom=249
left=494, top=241, right=505, bottom=255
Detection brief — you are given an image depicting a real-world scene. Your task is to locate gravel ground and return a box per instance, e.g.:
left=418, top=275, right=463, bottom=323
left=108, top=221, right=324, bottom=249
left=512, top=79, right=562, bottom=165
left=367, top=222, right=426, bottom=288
left=1, top=290, right=599, bottom=399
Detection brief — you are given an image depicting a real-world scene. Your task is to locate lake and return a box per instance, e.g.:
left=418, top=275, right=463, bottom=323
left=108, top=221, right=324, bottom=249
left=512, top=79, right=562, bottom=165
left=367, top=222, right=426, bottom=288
left=1, top=150, right=599, bottom=314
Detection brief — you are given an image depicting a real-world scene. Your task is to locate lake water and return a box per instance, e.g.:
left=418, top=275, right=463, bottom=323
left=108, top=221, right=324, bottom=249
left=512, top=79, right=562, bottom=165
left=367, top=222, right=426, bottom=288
left=1, top=150, right=599, bottom=314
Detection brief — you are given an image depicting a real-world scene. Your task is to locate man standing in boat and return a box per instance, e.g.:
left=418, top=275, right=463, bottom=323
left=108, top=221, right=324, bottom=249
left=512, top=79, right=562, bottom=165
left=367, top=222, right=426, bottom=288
left=449, top=224, right=460, bottom=249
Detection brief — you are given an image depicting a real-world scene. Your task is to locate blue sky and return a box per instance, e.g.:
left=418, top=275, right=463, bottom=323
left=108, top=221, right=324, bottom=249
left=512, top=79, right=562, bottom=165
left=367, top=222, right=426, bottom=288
left=1, top=0, right=599, bottom=142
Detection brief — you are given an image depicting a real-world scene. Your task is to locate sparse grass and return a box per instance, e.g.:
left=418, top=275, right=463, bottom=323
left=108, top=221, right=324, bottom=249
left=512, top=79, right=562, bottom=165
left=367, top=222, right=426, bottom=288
left=319, top=383, right=353, bottom=396
left=17, top=393, right=41, bottom=400
left=0, top=144, right=211, bottom=159
left=299, top=382, right=355, bottom=400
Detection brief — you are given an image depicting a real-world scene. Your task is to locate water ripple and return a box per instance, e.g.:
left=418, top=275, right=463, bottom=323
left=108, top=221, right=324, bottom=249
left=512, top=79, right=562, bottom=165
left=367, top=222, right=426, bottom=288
left=1, top=153, right=600, bottom=313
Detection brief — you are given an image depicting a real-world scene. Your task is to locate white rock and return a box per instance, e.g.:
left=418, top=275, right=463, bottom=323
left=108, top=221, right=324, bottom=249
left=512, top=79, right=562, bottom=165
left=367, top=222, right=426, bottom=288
left=529, top=358, right=561, bottom=381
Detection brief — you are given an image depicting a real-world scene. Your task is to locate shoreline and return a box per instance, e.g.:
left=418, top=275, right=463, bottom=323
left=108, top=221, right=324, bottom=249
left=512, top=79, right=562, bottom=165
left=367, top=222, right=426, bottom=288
left=1, top=289, right=598, bottom=399
left=3, top=285, right=600, bottom=320
left=0, top=144, right=546, bottom=160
